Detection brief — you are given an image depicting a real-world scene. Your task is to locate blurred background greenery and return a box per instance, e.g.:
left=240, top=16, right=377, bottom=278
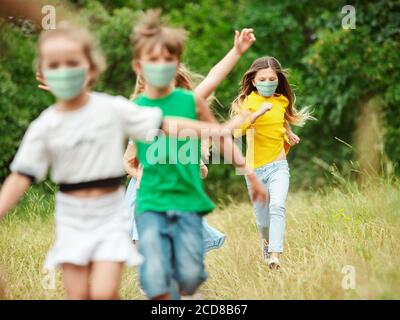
left=0, top=0, right=399, bottom=201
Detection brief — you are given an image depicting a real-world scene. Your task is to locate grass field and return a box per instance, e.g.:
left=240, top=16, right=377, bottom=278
left=0, top=179, right=399, bottom=300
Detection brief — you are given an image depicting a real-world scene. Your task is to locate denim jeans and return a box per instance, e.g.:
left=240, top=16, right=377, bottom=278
left=136, top=210, right=208, bottom=299
left=245, top=160, right=290, bottom=253
left=125, top=178, right=226, bottom=250
left=124, top=178, right=139, bottom=240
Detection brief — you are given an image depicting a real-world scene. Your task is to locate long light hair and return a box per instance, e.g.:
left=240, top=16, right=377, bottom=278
left=232, top=56, right=313, bottom=126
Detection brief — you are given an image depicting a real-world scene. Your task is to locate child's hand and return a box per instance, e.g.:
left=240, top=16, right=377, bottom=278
left=250, top=103, right=272, bottom=124
left=36, top=72, right=50, bottom=91
left=287, top=131, right=300, bottom=146
left=234, top=28, right=256, bottom=56
left=200, top=164, right=208, bottom=179
left=247, top=172, right=268, bottom=204
left=256, top=102, right=272, bottom=116
left=127, top=167, right=138, bottom=179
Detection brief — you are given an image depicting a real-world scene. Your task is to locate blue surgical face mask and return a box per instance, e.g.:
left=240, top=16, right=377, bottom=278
left=43, top=67, right=87, bottom=100
left=141, top=62, right=177, bottom=88
left=255, top=80, right=278, bottom=97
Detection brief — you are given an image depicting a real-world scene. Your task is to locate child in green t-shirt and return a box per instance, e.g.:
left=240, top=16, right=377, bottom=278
left=130, top=9, right=267, bottom=300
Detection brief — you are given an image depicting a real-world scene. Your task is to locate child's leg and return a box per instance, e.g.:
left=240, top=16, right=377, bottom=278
left=266, top=162, right=290, bottom=253
left=173, top=212, right=207, bottom=296
left=89, top=261, right=124, bottom=300
left=62, top=263, right=90, bottom=300
left=136, top=211, right=174, bottom=300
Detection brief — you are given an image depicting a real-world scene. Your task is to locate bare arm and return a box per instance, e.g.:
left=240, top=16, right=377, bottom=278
left=233, top=102, right=272, bottom=138
left=161, top=111, right=250, bottom=139
left=284, top=121, right=300, bottom=145
left=0, top=173, right=32, bottom=219
left=249, top=102, right=273, bottom=123
left=123, top=143, right=139, bottom=178
left=195, top=28, right=256, bottom=100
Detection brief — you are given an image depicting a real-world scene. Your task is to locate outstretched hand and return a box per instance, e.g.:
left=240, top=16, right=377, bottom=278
left=234, top=28, right=256, bottom=55
left=36, top=72, right=50, bottom=91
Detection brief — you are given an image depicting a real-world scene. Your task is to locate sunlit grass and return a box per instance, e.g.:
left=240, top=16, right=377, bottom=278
left=0, top=179, right=399, bottom=299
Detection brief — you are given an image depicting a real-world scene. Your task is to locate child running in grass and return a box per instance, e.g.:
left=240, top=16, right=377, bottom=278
left=0, top=22, right=247, bottom=300
left=124, top=28, right=257, bottom=253
left=232, top=56, right=313, bottom=270
left=129, top=10, right=267, bottom=300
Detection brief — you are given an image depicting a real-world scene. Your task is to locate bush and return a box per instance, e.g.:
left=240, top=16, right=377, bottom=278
left=0, top=0, right=399, bottom=199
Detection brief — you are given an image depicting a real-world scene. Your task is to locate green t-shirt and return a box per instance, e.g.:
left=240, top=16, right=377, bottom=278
left=134, top=88, right=215, bottom=216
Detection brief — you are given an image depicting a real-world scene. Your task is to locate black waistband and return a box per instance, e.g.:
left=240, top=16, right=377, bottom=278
left=58, top=176, right=124, bottom=192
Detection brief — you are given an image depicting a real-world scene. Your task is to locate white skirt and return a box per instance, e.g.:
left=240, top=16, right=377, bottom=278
left=44, top=187, right=143, bottom=270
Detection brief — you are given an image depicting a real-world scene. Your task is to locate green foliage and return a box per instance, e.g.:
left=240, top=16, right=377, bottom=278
left=0, top=22, right=53, bottom=179
left=0, top=0, right=399, bottom=198
left=297, top=0, right=400, bottom=181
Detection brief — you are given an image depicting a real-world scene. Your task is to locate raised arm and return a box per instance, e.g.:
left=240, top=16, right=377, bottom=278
left=194, top=28, right=256, bottom=100
left=0, top=173, right=32, bottom=219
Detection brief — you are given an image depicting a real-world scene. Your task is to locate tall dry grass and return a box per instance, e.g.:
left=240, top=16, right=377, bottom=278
left=0, top=178, right=399, bottom=299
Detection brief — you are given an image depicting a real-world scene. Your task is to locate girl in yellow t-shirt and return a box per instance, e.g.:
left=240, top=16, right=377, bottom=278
left=232, top=56, right=313, bottom=270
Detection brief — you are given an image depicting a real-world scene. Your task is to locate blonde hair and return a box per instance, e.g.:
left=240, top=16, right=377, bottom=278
left=232, top=56, right=313, bottom=126
left=36, top=21, right=106, bottom=86
left=130, top=9, right=187, bottom=60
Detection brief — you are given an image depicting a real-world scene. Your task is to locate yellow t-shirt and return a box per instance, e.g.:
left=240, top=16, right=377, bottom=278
left=234, top=91, right=291, bottom=169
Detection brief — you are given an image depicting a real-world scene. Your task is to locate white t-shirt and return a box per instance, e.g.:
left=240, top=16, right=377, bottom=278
left=10, top=92, right=163, bottom=184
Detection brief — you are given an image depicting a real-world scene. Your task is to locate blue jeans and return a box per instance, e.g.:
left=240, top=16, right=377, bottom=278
left=136, top=210, right=208, bottom=299
left=124, top=178, right=139, bottom=240
left=245, top=160, right=290, bottom=253
left=125, top=178, right=225, bottom=251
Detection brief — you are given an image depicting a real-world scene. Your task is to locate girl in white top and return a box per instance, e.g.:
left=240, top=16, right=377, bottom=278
left=0, top=22, right=248, bottom=300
